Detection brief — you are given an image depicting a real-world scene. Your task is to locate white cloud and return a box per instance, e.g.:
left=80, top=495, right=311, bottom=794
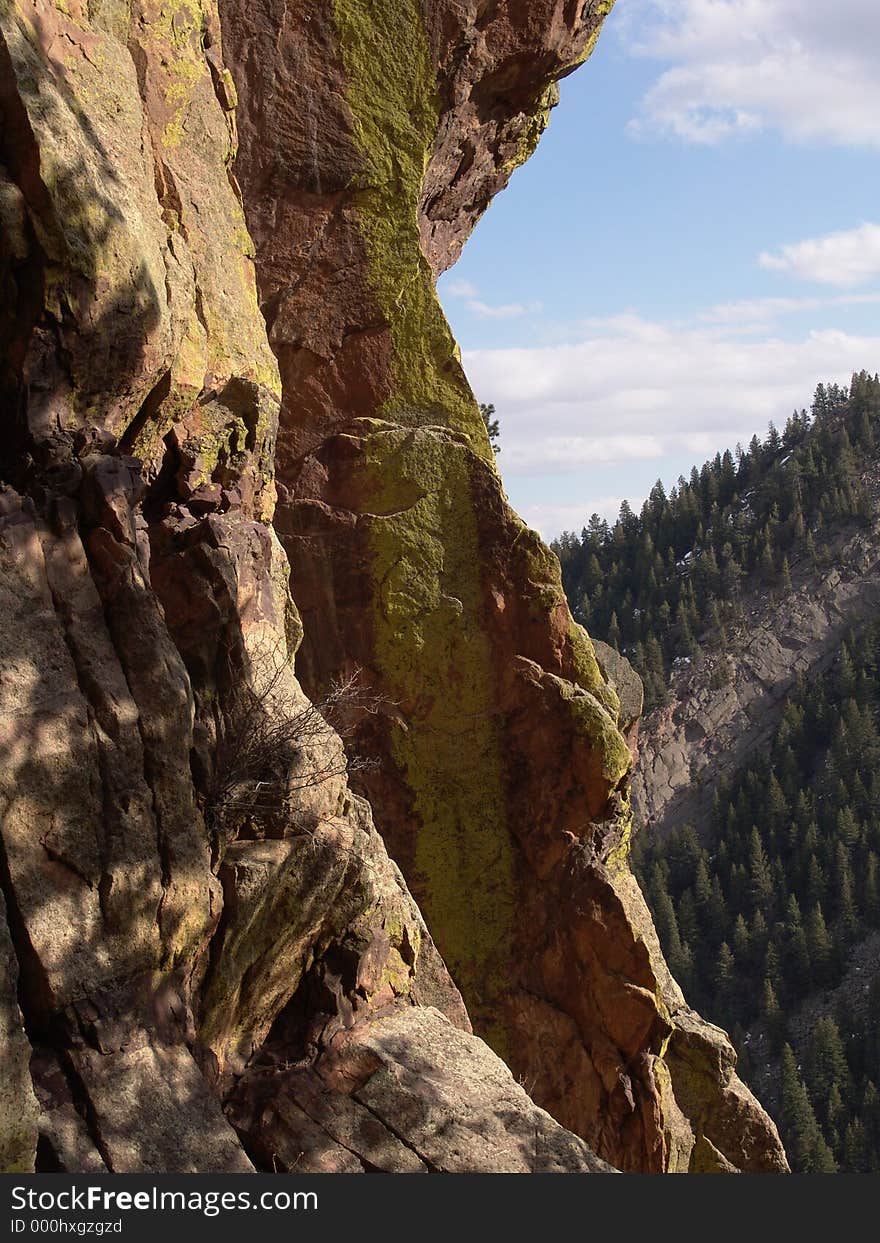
left=700, top=296, right=827, bottom=325
left=758, top=224, right=880, bottom=287
left=620, top=0, right=880, bottom=148
left=439, top=277, right=541, bottom=319
left=445, top=279, right=479, bottom=298
left=467, top=299, right=530, bottom=319
left=520, top=499, right=623, bottom=540
left=700, top=291, right=880, bottom=326
left=464, top=313, right=880, bottom=476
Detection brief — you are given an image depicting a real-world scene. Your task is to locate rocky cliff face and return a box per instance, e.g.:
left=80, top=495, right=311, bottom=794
left=219, top=0, right=786, bottom=1172
left=1, top=0, right=784, bottom=1175
left=633, top=521, right=880, bottom=840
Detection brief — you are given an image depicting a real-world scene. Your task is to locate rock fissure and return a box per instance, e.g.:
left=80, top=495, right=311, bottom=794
left=51, top=1048, right=116, bottom=1174
left=347, top=1087, right=443, bottom=1173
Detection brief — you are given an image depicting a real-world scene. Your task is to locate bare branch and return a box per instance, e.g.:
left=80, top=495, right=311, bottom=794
left=204, top=639, right=383, bottom=838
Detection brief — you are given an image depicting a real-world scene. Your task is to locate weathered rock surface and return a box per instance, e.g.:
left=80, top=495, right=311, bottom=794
left=221, top=0, right=786, bottom=1172
left=632, top=525, right=880, bottom=838
left=593, top=638, right=643, bottom=752
left=0, top=889, right=39, bottom=1172
left=0, top=0, right=785, bottom=1176
left=230, top=1006, right=615, bottom=1173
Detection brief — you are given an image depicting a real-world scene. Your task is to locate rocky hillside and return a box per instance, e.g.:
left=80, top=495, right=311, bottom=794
left=0, top=0, right=784, bottom=1174
left=554, top=376, right=880, bottom=841
left=633, top=516, right=880, bottom=838
left=630, top=389, right=880, bottom=839
left=554, top=380, right=880, bottom=1170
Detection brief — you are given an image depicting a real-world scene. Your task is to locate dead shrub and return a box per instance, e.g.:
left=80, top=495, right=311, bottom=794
left=204, top=642, right=382, bottom=837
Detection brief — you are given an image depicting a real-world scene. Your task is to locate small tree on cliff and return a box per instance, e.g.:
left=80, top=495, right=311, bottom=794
left=480, top=402, right=501, bottom=454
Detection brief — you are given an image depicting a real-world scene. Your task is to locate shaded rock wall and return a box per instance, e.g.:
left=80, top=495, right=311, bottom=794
left=220, top=0, right=786, bottom=1173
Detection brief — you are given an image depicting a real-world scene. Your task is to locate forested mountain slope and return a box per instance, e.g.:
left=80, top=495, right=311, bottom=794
left=554, top=374, right=880, bottom=837
left=554, top=375, right=880, bottom=1172
left=634, top=626, right=880, bottom=1171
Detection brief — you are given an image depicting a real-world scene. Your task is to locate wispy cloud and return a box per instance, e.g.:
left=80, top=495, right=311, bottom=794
left=445, top=279, right=479, bottom=299
left=759, top=223, right=880, bottom=287
left=467, top=299, right=533, bottom=320
left=439, top=276, right=540, bottom=319
left=620, top=0, right=880, bottom=149
left=464, top=312, right=880, bottom=476
left=700, top=291, right=880, bottom=326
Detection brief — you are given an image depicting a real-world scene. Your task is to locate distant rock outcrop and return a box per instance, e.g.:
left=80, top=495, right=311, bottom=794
left=633, top=524, right=880, bottom=838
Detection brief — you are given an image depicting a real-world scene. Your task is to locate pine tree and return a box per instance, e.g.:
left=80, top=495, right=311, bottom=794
left=714, top=941, right=737, bottom=1017
left=805, top=904, right=834, bottom=989
left=805, top=854, right=827, bottom=912
left=765, top=774, right=788, bottom=830
left=825, top=1082, right=846, bottom=1155
left=805, top=1016, right=851, bottom=1111
left=833, top=844, right=859, bottom=943
left=732, top=913, right=750, bottom=965
left=761, top=978, right=785, bottom=1049
left=862, top=1081, right=880, bottom=1148
left=677, top=889, right=700, bottom=946
left=748, top=827, right=775, bottom=915
left=783, top=895, right=810, bottom=993
left=780, top=1044, right=838, bottom=1173
left=805, top=529, right=817, bottom=564
left=844, top=1119, right=868, bottom=1172
left=781, top=555, right=793, bottom=592
left=479, top=403, right=500, bottom=453
left=764, top=941, right=783, bottom=997
left=758, top=540, right=776, bottom=586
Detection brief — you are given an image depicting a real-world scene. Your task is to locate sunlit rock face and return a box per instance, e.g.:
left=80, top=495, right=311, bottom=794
left=219, top=0, right=788, bottom=1172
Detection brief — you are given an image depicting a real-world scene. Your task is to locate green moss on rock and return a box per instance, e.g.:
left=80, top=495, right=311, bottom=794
left=360, top=424, right=516, bottom=1055
left=331, top=0, right=494, bottom=461
left=325, top=0, right=641, bottom=1069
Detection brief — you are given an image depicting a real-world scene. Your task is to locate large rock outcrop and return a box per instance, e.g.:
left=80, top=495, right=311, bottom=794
left=0, top=0, right=785, bottom=1175
left=220, top=0, right=786, bottom=1172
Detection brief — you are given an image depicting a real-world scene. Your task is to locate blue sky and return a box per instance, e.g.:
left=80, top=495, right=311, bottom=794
left=437, top=0, right=880, bottom=539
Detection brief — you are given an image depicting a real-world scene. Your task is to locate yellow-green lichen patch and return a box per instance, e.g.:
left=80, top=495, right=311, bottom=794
left=653, top=1055, right=696, bottom=1173
left=146, top=0, right=210, bottom=148
left=501, top=82, right=559, bottom=179
left=499, top=2, right=617, bottom=180
left=136, top=1, right=280, bottom=397
left=563, top=682, right=632, bottom=791
left=327, top=0, right=629, bottom=1063
left=330, top=0, right=495, bottom=463
left=569, top=2, right=617, bottom=70
left=514, top=523, right=620, bottom=716
left=81, top=1, right=133, bottom=42
left=569, top=622, right=620, bottom=717
left=605, top=800, right=634, bottom=873
left=360, top=426, right=517, bottom=1056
